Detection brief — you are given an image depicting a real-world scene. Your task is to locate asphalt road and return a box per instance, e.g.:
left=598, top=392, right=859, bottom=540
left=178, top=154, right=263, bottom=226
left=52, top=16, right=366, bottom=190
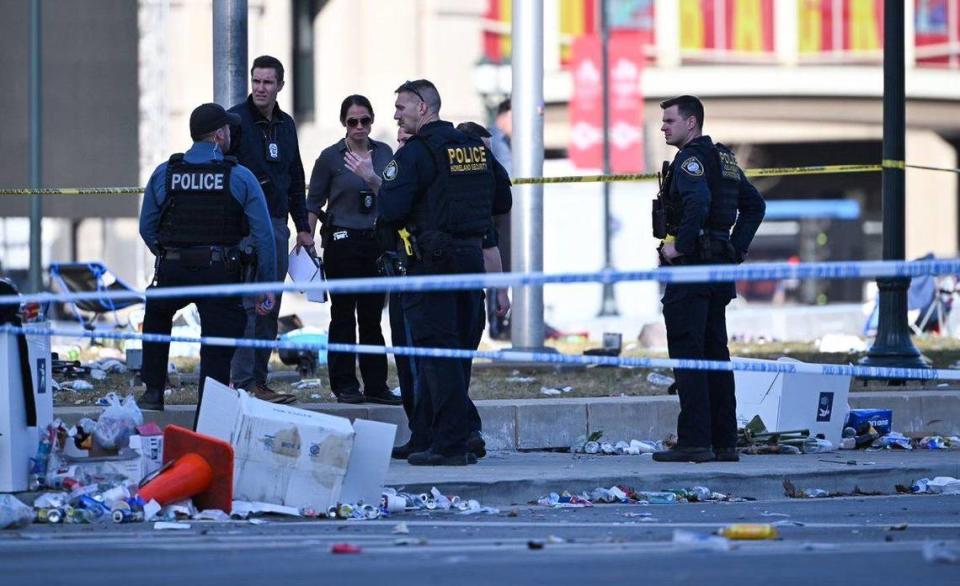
left=2, top=495, right=958, bottom=585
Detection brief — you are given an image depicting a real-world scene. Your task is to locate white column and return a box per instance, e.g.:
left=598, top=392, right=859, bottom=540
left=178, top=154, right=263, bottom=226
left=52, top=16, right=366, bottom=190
left=654, top=0, right=681, bottom=68
left=775, top=0, right=800, bottom=66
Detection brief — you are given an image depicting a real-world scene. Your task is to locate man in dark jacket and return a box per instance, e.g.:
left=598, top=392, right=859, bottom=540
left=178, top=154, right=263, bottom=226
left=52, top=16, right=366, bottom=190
left=228, top=55, right=314, bottom=403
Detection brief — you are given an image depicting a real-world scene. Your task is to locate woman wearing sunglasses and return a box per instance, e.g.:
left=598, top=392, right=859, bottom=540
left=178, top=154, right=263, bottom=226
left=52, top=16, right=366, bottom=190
left=307, top=94, right=399, bottom=405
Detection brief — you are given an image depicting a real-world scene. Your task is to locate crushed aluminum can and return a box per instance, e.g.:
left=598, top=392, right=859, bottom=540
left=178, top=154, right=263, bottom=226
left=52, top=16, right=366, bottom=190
left=360, top=504, right=380, bottom=520
left=112, top=509, right=144, bottom=524
left=36, top=508, right=64, bottom=524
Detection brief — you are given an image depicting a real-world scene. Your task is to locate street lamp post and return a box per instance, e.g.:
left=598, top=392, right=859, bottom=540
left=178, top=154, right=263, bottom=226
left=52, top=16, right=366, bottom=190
left=597, top=0, right=619, bottom=316
left=860, top=0, right=930, bottom=371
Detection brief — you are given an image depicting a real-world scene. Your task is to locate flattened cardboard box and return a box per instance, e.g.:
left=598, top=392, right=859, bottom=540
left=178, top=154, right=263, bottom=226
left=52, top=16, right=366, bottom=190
left=197, top=378, right=394, bottom=511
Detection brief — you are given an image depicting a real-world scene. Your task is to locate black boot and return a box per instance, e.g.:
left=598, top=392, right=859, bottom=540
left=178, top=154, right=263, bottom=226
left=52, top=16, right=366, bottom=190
left=467, top=431, right=487, bottom=459
left=407, top=449, right=477, bottom=466
left=137, top=388, right=164, bottom=412
left=391, top=441, right=428, bottom=460
left=714, top=447, right=740, bottom=462
left=652, top=446, right=715, bottom=463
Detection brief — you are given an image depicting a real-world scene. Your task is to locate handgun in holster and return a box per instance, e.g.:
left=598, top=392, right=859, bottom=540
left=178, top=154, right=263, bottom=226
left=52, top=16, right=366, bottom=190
left=652, top=160, right=670, bottom=240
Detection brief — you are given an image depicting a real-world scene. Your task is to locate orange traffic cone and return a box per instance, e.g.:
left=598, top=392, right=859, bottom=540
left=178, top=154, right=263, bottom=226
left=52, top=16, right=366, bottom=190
left=138, top=425, right=233, bottom=513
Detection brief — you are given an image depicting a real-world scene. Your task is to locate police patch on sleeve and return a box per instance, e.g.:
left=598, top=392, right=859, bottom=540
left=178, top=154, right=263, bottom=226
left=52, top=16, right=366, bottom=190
left=383, top=160, right=399, bottom=181
left=681, top=157, right=704, bottom=177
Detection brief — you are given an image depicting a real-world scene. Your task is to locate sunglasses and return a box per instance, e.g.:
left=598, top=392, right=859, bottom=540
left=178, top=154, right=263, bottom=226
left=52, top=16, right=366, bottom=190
left=400, top=80, right=426, bottom=102
left=346, top=116, right=372, bottom=128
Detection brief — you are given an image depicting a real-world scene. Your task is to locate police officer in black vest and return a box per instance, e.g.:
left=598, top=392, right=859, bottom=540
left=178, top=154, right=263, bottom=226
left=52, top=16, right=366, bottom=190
left=652, top=95, right=765, bottom=463
left=138, top=103, right=278, bottom=425
left=379, top=79, right=512, bottom=466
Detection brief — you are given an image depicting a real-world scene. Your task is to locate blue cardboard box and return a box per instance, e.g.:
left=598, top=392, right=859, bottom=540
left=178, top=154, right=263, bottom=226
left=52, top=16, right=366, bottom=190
left=845, top=409, right=892, bottom=435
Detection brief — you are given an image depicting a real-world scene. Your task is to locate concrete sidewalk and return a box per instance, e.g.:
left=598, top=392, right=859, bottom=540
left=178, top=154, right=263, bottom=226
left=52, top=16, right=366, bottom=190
left=385, top=451, right=960, bottom=505
left=55, top=391, right=960, bottom=451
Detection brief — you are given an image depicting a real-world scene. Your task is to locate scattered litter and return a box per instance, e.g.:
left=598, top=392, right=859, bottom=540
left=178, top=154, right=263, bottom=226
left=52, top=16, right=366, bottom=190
left=672, top=529, right=730, bottom=552
left=248, top=518, right=268, bottom=525
left=817, top=334, right=867, bottom=353
left=392, top=522, right=410, bottom=534
left=571, top=431, right=663, bottom=455
left=923, top=541, right=960, bottom=564
left=537, top=484, right=744, bottom=508
left=231, top=501, right=301, bottom=519
left=89, top=369, right=107, bottom=381
left=310, top=394, right=322, bottom=400
left=873, top=432, right=912, bottom=450
left=0, top=495, right=34, bottom=530
left=91, top=359, right=127, bottom=374
left=59, top=380, right=94, bottom=392
left=719, top=523, right=778, bottom=540
left=646, top=372, right=675, bottom=386
left=144, top=500, right=162, bottom=521
left=331, top=543, right=363, bottom=554
left=394, top=537, right=428, bottom=546
left=293, top=379, right=322, bottom=390
left=540, top=386, right=573, bottom=396
left=887, top=523, right=908, bottom=531
left=154, top=522, right=191, bottom=530
left=505, top=376, right=537, bottom=383
left=546, top=535, right=566, bottom=544
left=527, top=540, right=545, bottom=550
left=770, top=520, right=805, bottom=527
left=193, top=509, right=231, bottom=522
left=911, top=476, right=960, bottom=495
left=783, top=479, right=881, bottom=499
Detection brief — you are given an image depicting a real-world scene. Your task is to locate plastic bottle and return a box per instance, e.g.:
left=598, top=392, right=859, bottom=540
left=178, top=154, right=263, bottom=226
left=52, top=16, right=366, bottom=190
left=646, top=372, right=675, bottom=386
left=802, top=438, right=835, bottom=454
left=640, top=491, right=678, bottom=504
left=719, top=523, right=779, bottom=540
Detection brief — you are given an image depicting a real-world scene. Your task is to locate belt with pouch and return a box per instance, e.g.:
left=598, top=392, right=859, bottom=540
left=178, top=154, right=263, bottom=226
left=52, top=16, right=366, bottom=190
left=163, top=246, right=227, bottom=262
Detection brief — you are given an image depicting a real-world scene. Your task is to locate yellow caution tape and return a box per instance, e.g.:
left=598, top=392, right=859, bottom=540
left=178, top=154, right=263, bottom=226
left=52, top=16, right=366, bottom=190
left=2, top=161, right=958, bottom=194
left=882, top=159, right=906, bottom=169
left=744, top=164, right=881, bottom=177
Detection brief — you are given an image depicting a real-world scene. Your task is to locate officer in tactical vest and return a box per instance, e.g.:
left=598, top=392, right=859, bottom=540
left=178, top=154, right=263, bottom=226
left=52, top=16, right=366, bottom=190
left=379, top=79, right=512, bottom=466
left=138, top=102, right=278, bottom=426
left=652, top=95, right=765, bottom=463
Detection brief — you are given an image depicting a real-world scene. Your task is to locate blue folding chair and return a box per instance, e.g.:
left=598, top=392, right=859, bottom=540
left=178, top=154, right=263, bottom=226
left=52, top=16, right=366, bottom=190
left=48, top=262, right=144, bottom=330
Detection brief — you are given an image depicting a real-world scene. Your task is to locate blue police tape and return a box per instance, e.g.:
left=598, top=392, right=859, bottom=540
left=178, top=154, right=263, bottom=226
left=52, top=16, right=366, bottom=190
left=2, top=258, right=960, bottom=308
left=4, top=324, right=955, bottom=382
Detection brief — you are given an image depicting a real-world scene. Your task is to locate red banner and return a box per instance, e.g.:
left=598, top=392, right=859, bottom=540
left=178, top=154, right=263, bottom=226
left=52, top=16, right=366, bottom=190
left=568, top=33, right=645, bottom=172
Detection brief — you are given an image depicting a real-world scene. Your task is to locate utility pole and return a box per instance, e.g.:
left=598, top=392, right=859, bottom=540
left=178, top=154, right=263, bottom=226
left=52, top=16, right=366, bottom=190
left=28, top=0, right=43, bottom=293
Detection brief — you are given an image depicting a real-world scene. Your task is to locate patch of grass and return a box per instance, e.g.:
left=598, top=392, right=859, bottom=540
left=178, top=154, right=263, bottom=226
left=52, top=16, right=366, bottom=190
left=54, top=338, right=960, bottom=407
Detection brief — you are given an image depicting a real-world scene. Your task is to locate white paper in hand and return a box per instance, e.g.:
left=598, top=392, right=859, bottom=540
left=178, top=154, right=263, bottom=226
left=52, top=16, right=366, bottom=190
left=288, top=247, right=328, bottom=303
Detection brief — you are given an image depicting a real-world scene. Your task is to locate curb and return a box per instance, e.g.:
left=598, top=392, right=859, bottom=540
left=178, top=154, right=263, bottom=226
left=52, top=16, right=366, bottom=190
left=54, top=391, right=960, bottom=451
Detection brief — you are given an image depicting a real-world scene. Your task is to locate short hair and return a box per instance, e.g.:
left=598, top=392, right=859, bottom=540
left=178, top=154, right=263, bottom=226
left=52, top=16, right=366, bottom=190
left=251, top=55, right=284, bottom=84
left=339, top=94, right=374, bottom=124
left=456, top=121, right=491, bottom=139
left=395, top=79, right=441, bottom=114
left=660, top=95, right=704, bottom=130
left=496, top=97, right=511, bottom=116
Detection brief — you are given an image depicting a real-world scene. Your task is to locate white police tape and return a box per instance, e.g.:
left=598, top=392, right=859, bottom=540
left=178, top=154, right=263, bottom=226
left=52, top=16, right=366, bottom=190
left=4, top=324, right=954, bottom=382
left=2, top=258, right=960, bottom=308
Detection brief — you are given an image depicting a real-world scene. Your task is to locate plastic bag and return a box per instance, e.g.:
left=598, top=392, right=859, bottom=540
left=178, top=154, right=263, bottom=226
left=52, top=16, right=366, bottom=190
left=93, top=393, right=144, bottom=450
left=0, top=495, right=34, bottom=529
